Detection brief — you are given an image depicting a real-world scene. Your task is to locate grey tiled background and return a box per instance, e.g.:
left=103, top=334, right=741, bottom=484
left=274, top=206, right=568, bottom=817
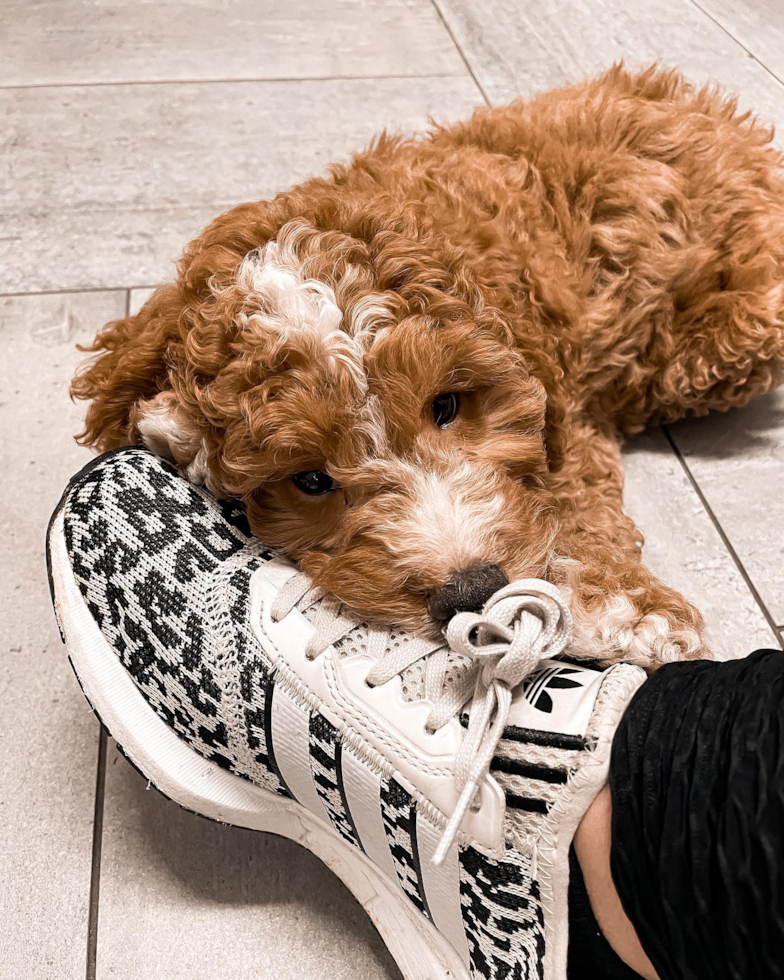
left=2, top=1, right=783, bottom=977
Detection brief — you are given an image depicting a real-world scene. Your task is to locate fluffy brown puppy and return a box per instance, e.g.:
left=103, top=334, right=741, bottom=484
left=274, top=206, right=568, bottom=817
left=72, top=66, right=784, bottom=668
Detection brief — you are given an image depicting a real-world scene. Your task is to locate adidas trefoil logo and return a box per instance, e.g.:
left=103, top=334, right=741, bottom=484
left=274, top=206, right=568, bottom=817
left=523, top=666, right=586, bottom=714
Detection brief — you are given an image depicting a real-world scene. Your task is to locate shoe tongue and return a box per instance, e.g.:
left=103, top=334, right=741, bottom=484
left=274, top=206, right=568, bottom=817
left=333, top=627, right=369, bottom=659
left=300, top=600, right=470, bottom=704
left=299, top=601, right=362, bottom=652
left=378, top=627, right=432, bottom=701
left=300, top=601, right=374, bottom=661
left=402, top=648, right=474, bottom=702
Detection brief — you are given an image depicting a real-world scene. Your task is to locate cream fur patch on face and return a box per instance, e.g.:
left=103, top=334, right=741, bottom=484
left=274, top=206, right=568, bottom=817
left=228, top=226, right=367, bottom=389
left=238, top=243, right=343, bottom=341
left=381, top=463, right=508, bottom=578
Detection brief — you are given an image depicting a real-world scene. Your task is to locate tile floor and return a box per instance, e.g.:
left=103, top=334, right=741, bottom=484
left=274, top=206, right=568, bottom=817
left=2, top=1, right=783, bottom=977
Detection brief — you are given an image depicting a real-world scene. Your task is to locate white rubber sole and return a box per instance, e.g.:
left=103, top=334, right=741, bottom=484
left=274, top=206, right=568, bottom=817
left=48, top=506, right=469, bottom=980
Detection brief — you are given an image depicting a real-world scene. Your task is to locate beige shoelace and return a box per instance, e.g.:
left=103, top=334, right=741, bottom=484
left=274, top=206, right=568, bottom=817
left=270, top=575, right=572, bottom=863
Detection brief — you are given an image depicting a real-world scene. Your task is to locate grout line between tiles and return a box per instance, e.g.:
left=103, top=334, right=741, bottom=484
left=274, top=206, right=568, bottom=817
left=0, top=284, right=161, bottom=300
left=663, top=425, right=784, bottom=649
left=429, top=0, right=491, bottom=106
left=86, top=726, right=108, bottom=980
left=123, top=289, right=131, bottom=319
left=0, top=71, right=464, bottom=92
left=685, top=0, right=784, bottom=90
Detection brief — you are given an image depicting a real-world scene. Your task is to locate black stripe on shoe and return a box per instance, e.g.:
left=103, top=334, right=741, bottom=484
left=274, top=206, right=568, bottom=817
left=409, top=805, right=433, bottom=922
left=308, top=712, right=362, bottom=848
left=505, top=793, right=551, bottom=814
left=491, top=756, right=569, bottom=783
left=263, top=674, right=293, bottom=798
left=461, top=711, right=588, bottom=753
left=500, top=725, right=588, bottom=752
left=380, top=777, right=431, bottom=919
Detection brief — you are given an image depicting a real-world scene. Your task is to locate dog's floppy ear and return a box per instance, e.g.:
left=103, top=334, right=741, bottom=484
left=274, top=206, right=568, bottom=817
left=130, top=391, right=210, bottom=486
left=72, top=285, right=182, bottom=452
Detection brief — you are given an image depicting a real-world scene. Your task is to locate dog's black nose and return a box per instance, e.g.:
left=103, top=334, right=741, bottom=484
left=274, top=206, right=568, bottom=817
left=427, top=564, right=509, bottom=622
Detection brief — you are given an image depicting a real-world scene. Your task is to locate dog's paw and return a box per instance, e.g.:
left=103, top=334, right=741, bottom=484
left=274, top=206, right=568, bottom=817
left=569, top=592, right=710, bottom=670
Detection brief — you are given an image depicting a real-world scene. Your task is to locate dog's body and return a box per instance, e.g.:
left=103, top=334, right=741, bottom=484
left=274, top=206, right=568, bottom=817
left=73, top=67, right=784, bottom=668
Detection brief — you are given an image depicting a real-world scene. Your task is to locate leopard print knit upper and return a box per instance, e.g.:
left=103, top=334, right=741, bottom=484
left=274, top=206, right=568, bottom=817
left=61, top=448, right=286, bottom=793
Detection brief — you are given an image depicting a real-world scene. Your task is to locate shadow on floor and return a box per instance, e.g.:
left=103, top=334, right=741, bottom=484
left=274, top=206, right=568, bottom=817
left=103, top=748, right=402, bottom=979
left=620, top=391, right=784, bottom=461
left=668, top=391, right=784, bottom=460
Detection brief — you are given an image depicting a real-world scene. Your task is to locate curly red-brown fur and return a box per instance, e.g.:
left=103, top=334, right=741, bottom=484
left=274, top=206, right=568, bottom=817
left=72, top=66, right=784, bottom=666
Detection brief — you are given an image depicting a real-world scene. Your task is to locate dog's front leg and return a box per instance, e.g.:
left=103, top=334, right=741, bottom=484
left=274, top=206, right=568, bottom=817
left=547, top=422, right=710, bottom=670
left=556, top=557, right=710, bottom=670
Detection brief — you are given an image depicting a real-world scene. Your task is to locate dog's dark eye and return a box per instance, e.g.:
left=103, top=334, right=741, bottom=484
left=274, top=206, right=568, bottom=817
left=292, top=470, right=335, bottom=496
left=432, top=392, right=460, bottom=428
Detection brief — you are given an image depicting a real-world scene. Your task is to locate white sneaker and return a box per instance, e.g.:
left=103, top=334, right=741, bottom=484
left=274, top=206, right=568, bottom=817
left=47, top=447, right=645, bottom=980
